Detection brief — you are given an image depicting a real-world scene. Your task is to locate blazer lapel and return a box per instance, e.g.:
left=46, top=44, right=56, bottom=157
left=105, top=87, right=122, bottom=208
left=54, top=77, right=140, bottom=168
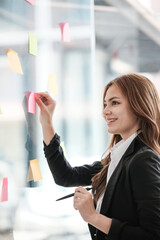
left=100, top=137, right=137, bottom=215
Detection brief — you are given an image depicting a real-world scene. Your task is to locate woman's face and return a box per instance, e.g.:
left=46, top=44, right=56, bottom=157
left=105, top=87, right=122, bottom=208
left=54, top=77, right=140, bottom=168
left=103, top=84, right=140, bottom=140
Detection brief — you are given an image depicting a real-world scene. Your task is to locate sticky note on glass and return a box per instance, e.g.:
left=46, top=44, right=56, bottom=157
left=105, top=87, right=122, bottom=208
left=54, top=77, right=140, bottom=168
left=7, top=49, right=23, bottom=75
left=25, top=0, right=34, bottom=5
left=60, top=141, right=68, bottom=158
left=27, top=159, right=42, bottom=182
left=48, top=74, right=58, bottom=94
left=29, top=32, right=38, bottom=56
left=25, top=91, right=40, bottom=114
left=0, top=177, right=8, bottom=202
left=58, top=22, right=71, bottom=42
left=0, top=107, right=2, bottom=115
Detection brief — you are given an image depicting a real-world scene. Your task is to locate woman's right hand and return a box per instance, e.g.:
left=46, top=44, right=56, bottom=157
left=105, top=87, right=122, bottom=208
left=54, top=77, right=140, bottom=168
left=36, top=92, right=56, bottom=127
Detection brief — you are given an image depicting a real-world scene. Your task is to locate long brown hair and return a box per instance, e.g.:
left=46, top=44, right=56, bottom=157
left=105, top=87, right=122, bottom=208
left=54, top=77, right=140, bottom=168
left=92, top=73, right=160, bottom=203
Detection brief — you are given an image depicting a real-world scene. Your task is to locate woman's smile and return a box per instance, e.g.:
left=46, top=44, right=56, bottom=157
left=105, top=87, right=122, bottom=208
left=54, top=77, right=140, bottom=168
left=106, top=118, right=118, bottom=126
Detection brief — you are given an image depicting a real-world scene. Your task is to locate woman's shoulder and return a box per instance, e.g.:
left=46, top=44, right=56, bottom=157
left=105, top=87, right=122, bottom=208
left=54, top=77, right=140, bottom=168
left=135, top=136, right=159, bottom=158
left=129, top=138, right=160, bottom=170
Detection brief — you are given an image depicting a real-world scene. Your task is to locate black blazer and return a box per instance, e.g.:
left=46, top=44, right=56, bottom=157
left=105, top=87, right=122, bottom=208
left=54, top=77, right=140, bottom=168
left=44, top=133, right=160, bottom=240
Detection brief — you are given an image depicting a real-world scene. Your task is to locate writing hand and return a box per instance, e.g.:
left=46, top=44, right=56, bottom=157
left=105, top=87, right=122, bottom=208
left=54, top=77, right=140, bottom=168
left=73, top=186, right=112, bottom=234
left=73, top=186, right=97, bottom=223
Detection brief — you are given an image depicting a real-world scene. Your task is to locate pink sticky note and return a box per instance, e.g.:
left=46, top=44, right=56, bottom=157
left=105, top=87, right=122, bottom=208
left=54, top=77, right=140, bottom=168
left=25, top=91, right=40, bottom=114
left=59, top=22, right=71, bottom=42
left=0, top=177, right=8, bottom=202
left=25, top=0, right=34, bottom=5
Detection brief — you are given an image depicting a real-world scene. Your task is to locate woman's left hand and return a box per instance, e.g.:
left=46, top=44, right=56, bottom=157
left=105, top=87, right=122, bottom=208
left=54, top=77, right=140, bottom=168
left=74, top=186, right=112, bottom=234
left=73, top=186, right=97, bottom=223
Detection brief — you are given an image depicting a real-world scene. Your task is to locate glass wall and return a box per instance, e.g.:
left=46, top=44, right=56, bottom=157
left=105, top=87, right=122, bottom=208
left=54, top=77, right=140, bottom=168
left=0, top=1, right=98, bottom=239
left=0, top=0, right=160, bottom=239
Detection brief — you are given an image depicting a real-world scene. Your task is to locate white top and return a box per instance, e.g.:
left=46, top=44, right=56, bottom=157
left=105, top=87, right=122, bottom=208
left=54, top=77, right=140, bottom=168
left=96, top=132, right=138, bottom=213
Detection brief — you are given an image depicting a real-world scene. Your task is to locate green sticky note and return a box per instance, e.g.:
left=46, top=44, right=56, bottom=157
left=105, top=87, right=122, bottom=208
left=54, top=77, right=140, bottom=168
left=29, top=32, right=38, bottom=56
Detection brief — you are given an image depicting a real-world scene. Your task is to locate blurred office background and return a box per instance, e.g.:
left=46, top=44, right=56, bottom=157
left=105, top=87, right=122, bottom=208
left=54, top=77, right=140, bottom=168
left=0, top=0, right=160, bottom=239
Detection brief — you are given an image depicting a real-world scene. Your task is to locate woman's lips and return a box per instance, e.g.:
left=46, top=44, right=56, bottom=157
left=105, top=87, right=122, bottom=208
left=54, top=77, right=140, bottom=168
left=107, top=118, right=118, bottom=125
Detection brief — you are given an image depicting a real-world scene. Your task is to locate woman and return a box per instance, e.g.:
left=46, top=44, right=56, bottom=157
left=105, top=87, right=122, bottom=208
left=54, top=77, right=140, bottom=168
left=36, top=73, right=160, bottom=240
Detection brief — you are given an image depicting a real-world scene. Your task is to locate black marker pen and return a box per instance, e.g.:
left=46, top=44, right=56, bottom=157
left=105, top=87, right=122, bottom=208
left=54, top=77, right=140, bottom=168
left=56, top=187, right=92, bottom=201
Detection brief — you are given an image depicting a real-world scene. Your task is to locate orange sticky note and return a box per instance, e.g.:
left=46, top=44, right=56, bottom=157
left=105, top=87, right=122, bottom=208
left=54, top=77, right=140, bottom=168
left=48, top=74, right=58, bottom=94
left=60, top=141, right=68, bottom=158
left=58, top=22, right=71, bottom=42
left=25, top=0, right=34, bottom=5
left=0, top=177, right=8, bottom=202
left=27, top=159, right=42, bottom=182
left=7, top=49, right=23, bottom=75
left=25, top=91, right=40, bottom=114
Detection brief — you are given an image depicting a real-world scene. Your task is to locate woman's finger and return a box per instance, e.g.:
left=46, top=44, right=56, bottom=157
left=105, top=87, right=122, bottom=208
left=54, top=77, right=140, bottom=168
left=75, top=186, right=88, bottom=194
left=37, top=92, right=53, bottom=101
left=74, top=191, right=85, bottom=199
left=36, top=97, right=46, bottom=111
left=73, top=196, right=81, bottom=210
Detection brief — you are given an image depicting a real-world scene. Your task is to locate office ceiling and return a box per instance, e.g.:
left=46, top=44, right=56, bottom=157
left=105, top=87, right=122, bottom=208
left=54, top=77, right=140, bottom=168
left=94, top=0, right=160, bottom=72
left=0, top=0, right=160, bottom=72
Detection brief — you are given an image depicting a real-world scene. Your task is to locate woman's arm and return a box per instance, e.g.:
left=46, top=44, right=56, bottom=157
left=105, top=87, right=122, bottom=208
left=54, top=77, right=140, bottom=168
left=44, top=133, right=103, bottom=187
left=36, top=92, right=103, bottom=187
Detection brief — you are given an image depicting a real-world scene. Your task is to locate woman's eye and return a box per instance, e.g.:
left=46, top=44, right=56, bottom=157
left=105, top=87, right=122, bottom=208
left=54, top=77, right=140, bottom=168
left=104, top=104, right=107, bottom=108
left=112, top=101, right=119, bottom=105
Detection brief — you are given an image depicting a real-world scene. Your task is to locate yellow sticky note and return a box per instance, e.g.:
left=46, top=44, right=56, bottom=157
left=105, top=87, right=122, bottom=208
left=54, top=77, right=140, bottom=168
left=29, top=32, right=38, bottom=56
left=7, top=49, right=23, bottom=75
left=27, top=159, right=42, bottom=182
left=0, top=107, right=2, bottom=115
left=60, top=141, right=68, bottom=158
left=48, top=74, right=58, bottom=94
